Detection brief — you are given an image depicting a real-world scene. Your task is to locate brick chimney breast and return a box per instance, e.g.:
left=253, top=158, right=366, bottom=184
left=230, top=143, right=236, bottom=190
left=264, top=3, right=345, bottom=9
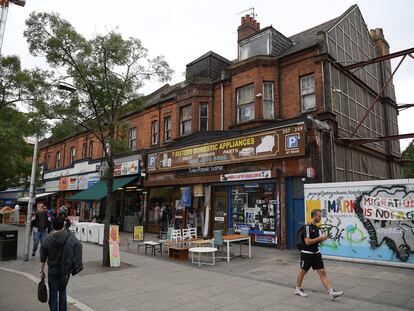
left=238, top=14, right=261, bottom=42
left=370, top=27, right=390, bottom=56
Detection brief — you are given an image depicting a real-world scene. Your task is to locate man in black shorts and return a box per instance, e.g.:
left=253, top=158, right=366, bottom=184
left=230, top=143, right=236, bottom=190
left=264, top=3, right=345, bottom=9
left=295, top=209, right=343, bottom=300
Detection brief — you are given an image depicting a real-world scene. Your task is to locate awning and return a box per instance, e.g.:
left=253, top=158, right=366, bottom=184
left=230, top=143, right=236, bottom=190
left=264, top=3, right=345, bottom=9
left=17, top=192, right=56, bottom=203
left=67, top=176, right=137, bottom=201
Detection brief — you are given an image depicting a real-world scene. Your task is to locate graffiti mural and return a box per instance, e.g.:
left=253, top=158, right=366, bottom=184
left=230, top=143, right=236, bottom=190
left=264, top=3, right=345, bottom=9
left=304, top=180, right=414, bottom=265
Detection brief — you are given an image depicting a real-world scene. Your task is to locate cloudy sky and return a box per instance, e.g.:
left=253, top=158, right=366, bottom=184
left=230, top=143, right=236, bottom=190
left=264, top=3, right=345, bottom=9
left=3, top=0, right=413, bottom=150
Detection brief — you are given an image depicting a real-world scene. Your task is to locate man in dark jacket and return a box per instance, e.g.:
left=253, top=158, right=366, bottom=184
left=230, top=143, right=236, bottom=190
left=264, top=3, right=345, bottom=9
left=31, top=204, right=51, bottom=257
left=40, top=217, right=69, bottom=311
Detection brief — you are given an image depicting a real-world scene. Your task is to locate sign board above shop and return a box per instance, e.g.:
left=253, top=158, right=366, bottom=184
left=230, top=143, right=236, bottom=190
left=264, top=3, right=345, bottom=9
left=148, top=123, right=305, bottom=172
left=114, top=160, right=139, bottom=177
left=220, top=170, right=271, bottom=182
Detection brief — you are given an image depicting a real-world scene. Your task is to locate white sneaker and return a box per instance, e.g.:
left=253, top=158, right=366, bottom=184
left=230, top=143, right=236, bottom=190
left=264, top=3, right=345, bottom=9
left=329, top=289, right=344, bottom=300
left=294, top=288, right=309, bottom=297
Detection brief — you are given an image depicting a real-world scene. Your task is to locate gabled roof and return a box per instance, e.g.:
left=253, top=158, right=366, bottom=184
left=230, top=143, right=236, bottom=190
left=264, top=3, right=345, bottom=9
left=186, top=51, right=232, bottom=67
left=280, top=4, right=358, bottom=57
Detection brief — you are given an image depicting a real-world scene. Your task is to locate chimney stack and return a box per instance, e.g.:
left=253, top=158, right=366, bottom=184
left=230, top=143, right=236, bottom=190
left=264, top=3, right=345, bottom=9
left=370, top=28, right=390, bottom=56
left=238, top=14, right=261, bottom=42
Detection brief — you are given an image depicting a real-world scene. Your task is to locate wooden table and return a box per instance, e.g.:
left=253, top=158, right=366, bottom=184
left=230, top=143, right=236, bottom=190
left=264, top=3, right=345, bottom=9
left=190, top=239, right=213, bottom=247
left=169, top=246, right=190, bottom=260
left=222, top=234, right=251, bottom=262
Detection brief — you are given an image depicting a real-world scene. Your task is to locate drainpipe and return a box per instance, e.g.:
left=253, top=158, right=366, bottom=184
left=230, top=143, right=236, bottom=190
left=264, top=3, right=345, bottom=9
left=221, top=81, right=224, bottom=130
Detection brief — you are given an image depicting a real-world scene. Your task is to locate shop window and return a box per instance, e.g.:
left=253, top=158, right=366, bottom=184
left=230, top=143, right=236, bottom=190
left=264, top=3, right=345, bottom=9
left=301, top=75, right=316, bottom=112
left=56, top=152, right=61, bottom=168
left=89, top=141, right=94, bottom=158
left=129, top=127, right=137, bottom=150
left=180, top=105, right=192, bottom=136
left=230, top=184, right=278, bottom=245
left=70, top=147, right=75, bottom=164
left=151, top=121, right=158, bottom=145
left=237, top=84, right=255, bottom=123
left=82, top=143, right=87, bottom=159
left=164, top=116, right=172, bottom=142
left=263, top=82, right=274, bottom=119
left=199, top=103, right=208, bottom=131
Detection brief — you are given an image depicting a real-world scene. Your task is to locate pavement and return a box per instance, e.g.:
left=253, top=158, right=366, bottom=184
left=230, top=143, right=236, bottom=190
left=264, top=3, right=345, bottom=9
left=1, top=225, right=413, bottom=311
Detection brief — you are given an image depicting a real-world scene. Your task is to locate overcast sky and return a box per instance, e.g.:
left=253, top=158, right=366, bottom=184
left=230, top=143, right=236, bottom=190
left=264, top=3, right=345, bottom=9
left=3, top=0, right=413, bottom=150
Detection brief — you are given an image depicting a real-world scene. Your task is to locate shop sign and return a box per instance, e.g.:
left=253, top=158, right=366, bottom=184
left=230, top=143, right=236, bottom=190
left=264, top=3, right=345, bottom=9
left=133, top=225, right=144, bottom=241
left=59, top=177, right=69, bottom=191
left=87, top=173, right=100, bottom=188
left=148, top=123, right=305, bottom=172
left=114, top=160, right=139, bottom=176
left=220, top=170, right=271, bottom=182
left=255, top=234, right=277, bottom=244
left=68, top=176, right=78, bottom=190
left=78, top=175, right=88, bottom=190
left=109, top=225, right=120, bottom=267
left=175, top=165, right=225, bottom=176
left=214, top=216, right=225, bottom=222
left=45, top=180, right=60, bottom=192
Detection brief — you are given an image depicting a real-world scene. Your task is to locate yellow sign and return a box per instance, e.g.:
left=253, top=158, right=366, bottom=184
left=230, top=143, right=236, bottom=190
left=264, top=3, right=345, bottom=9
left=109, top=225, right=119, bottom=243
left=133, top=225, right=144, bottom=241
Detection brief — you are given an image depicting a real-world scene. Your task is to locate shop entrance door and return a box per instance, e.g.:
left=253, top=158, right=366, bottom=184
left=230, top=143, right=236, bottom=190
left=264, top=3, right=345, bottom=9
left=212, top=193, right=227, bottom=233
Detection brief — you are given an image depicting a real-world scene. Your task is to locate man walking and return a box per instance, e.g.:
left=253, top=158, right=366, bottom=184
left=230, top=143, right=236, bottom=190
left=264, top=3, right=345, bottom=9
left=31, top=204, right=50, bottom=257
left=295, top=209, right=343, bottom=300
left=40, top=217, right=69, bottom=311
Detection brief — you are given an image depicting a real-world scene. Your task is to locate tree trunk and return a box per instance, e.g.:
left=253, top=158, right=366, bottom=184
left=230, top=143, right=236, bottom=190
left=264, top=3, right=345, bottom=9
left=102, top=142, right=114, bottom=267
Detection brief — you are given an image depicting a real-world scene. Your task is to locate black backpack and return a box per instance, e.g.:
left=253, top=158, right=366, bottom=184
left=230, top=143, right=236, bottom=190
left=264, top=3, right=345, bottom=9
left=296, top=224, right=307, bottom=250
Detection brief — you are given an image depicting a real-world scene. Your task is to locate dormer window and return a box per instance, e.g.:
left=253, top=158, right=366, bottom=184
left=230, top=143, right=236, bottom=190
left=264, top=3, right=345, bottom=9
left=239, top=30, right=271, bottom=60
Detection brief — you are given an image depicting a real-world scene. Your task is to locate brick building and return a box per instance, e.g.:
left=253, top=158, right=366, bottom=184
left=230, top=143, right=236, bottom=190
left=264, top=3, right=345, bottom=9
left=37, top=4, right=402, bottom=248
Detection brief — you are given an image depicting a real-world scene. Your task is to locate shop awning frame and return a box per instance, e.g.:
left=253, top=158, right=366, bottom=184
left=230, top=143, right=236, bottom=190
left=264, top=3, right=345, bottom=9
left=67, top=176, right=138, bottom=201
left=17, top=192, right=56, bottom=203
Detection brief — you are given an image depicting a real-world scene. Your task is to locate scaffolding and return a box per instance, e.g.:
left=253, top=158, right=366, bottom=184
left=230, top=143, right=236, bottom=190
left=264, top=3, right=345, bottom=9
left=0, top=0, right=25, bottom=55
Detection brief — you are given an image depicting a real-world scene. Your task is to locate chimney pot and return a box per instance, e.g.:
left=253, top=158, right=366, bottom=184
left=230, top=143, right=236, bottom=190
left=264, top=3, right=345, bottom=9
left=257, top=22, right=260, bottom=29
left=241, top=16, right=246, bottom=24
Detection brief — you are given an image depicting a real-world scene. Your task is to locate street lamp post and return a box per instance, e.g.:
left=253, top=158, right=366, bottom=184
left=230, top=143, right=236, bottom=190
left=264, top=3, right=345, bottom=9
left=23, top=135, right=39, bottom=261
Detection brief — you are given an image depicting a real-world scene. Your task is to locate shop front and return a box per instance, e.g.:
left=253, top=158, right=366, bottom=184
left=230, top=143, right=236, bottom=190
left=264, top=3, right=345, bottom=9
left=146, top=121, right=307, bottom=247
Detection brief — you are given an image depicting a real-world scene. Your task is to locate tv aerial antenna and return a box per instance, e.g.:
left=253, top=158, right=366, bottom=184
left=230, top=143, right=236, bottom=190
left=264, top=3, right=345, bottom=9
left=237, top=7, right=257, bottom=18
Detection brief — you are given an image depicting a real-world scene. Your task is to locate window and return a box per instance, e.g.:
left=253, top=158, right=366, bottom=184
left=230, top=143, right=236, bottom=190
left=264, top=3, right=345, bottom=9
left=47, top=154, right=51, bottom=169
left=56, top=152, right=61, bottom=168
left=239, top=31, right=271, bottom=60
left=151, top=121, right=158, bottom=145
left=263, top=82, right=274, bottom=119
left=82, top=143, right=87, bottom=159
left=237, top=84, right=255, bottom=123
left=180, top=105, right=192, bottom=136
left=89, top=141, right=94, bottom=159
left=300, top=75, right=316, bottom=112
left=70, top=147, right=75, bottom=164
left=129, top=128, right=137, bottom=150
left=164, top=117, right=172, bottom=142
left=199, top=103, right=208, bottom=131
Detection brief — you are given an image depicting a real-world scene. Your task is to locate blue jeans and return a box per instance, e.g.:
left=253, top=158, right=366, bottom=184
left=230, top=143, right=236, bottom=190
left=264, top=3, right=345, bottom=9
left=32, top=230, right=46, bottom=254
left=48, top=267, right=67, bottom=311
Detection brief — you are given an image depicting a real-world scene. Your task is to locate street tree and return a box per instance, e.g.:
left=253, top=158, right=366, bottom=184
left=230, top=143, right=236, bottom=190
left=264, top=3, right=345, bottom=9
left=0, top=55, right=48, bottom=190
left=24, top=12, right=173, bottom=266
left=402, top=140, right=414, bottom=178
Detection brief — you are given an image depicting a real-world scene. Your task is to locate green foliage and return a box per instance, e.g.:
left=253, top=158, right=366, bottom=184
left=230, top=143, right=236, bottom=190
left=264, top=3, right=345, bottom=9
left=51, top=119, right=84, bottom=141
left=402, top=140, right=414, bottom=178
left=0, top=55, right=49, bottom=190
left=24, top=12, right=173, bottom=155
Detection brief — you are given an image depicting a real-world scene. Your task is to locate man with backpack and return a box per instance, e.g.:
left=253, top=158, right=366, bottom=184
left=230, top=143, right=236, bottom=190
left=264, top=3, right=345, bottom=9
left=40, top=215, right=83, bottom=311
left=295, top=209, right=343, bottom=300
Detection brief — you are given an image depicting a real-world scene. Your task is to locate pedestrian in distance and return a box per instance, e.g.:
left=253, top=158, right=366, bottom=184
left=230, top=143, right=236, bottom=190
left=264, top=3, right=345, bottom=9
left=295, top=208, right=343, bottom=300
left=40, top=215, right=83, bottom=311
left=31, top=204, right=51, bottom=257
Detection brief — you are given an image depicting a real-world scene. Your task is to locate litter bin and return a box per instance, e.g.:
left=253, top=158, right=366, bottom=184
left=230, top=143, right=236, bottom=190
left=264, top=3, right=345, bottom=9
left=0, top=225, right=18, bottom=260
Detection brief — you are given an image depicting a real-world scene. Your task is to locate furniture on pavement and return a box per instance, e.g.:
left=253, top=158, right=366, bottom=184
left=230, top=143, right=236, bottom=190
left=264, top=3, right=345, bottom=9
left=144, top=241, right=162, bottom=256
left=222, top=234, right=251, bottom=262
left=190, top=239, right=213, bottom=247
left=168, top=245, right=190, bottom=260
left=189, top=247, right=218, bottom=267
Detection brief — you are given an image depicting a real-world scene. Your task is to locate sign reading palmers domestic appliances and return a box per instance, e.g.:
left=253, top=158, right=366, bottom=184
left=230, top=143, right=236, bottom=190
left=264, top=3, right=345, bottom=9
left=148, top=123, right=305, bottom=172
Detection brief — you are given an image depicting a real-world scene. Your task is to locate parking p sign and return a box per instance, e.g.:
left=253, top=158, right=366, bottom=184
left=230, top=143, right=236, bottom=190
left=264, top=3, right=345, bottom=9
left=286, top=134, right=299, bottom=149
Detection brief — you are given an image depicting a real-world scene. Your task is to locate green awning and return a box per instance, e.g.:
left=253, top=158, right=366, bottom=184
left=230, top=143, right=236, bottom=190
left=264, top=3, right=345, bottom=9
left=67, top=176, right=137, bottom=201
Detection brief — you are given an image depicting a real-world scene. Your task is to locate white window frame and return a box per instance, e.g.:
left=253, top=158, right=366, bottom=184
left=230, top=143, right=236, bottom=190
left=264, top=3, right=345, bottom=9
left=263, top=82, right=274, bottom=119
left=82, top=143, right=87, bottom=159
left=56, top=152, right=61, bottom=168
left=199, top=103, right=208, bottom=131
left=129, top=127, right=137, bottom=150
left=237, top=84, right=255, bottom=123
left=151, top=121, right=159, bottom=145
left=164, top=116, right=172, bottom=142
left=70, top=147, right=75, bottom=164
left=239, top=30, right=271, bottom=60
left=180, top=105, right=192, bottom=136
left=300, top=75, right=316, bottom=112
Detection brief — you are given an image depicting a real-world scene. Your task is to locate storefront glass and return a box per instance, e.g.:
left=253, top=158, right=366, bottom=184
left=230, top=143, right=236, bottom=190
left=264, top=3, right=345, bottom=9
left=230, top=183, right=278, bottom=245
